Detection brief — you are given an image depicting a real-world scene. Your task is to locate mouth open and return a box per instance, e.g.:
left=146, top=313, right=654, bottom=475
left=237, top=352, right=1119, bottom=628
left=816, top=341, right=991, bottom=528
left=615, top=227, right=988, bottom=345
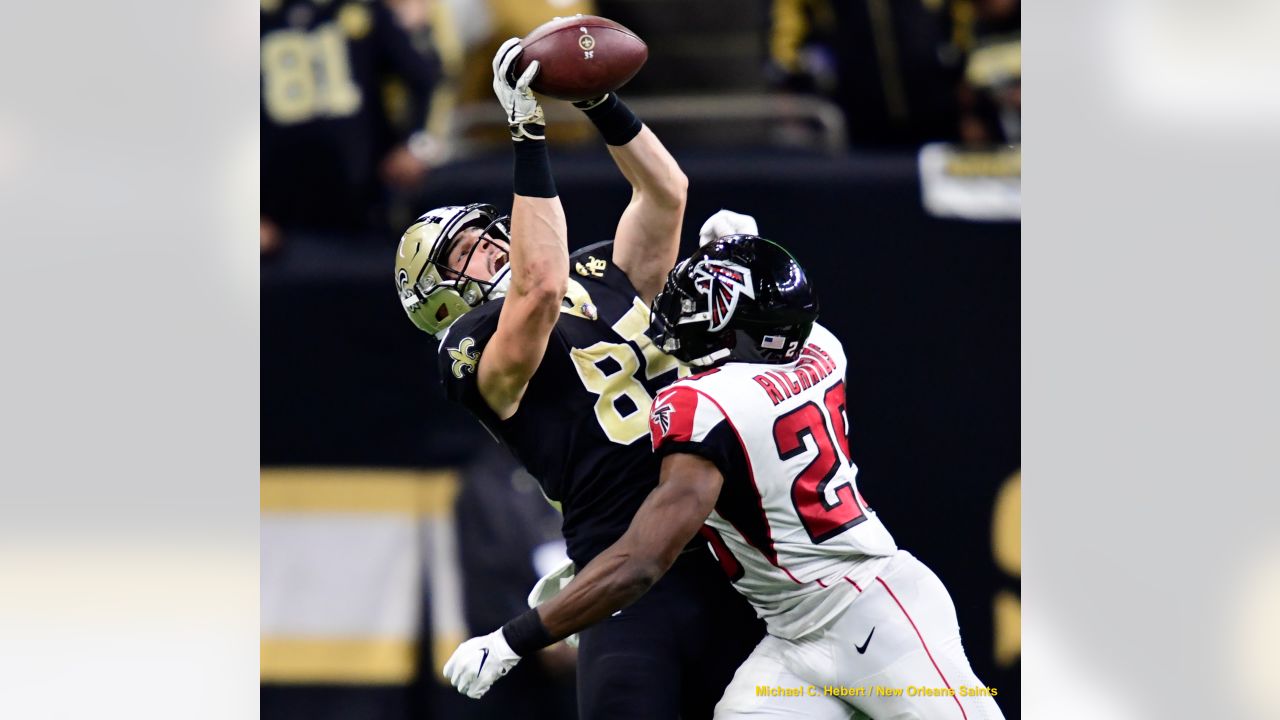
left=493, top=255, right=509, bottom=274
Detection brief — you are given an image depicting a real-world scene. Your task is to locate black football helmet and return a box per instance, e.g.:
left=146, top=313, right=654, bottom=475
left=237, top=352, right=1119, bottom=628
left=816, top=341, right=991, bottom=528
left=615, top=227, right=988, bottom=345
left=649, top=234, right=819, bottom=366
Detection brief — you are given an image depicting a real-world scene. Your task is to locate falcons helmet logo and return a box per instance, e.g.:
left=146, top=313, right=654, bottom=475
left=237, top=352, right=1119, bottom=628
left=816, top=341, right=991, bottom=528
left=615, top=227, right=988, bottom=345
left=689, top=259, right=755, bottom=332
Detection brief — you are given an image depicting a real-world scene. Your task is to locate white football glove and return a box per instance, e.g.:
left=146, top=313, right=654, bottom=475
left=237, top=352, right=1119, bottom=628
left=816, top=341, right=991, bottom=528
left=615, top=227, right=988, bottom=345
left=492, top=37, right=544, bottom=140
left=442, top=628, right=522, bottom=699
left=528, top=558, right=579, bottom=648
left=698, top=209, right=759, bottom=247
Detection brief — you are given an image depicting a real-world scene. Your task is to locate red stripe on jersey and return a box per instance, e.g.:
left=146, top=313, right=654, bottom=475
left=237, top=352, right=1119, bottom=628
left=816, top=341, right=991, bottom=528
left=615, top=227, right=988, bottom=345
left=877, top=577, right=968, bottom=720
left=685, top=367, right=722, bottom=382
left=650, top=385, right=700, bottom=450
left=779, top=565, right=807, bottom=586
left=843, top=577, right=862, bottom=592
left=699, top=525, right=744, bottom=582
left=683, top=387, right=809, bottom=584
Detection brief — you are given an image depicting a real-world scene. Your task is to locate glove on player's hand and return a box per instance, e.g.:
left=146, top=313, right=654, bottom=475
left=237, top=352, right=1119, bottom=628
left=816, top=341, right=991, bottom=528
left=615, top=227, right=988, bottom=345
left=443, top=628, right=522, bottom=699
left=699, top=209, right=759, bottom=247
left=492, top=37, right=544, bottom=141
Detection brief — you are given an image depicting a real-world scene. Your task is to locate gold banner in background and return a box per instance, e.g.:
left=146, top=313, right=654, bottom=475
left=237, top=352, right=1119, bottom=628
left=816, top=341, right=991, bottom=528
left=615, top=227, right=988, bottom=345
left=261, top=468, right=464, bottom=684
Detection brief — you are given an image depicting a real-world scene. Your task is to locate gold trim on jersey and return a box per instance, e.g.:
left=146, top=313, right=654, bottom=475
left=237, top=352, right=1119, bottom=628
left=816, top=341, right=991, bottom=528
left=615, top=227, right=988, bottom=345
left=575, top=255, right=608, bottom=278
left=559, top=278, right=597, bottom=320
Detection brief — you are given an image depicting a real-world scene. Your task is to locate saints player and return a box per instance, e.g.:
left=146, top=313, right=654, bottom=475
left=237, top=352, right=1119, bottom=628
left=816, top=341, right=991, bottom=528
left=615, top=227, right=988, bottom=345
left=261, top=0, right=439, bottom=244
left=446, top=234, right=1005, bottom=719
left=400, top=39, right=763, bottom=718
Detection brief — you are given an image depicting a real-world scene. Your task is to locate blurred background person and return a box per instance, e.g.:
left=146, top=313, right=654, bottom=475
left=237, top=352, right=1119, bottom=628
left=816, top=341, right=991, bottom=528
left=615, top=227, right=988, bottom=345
left=449, top=452, right=578, bottom=720
left=958, top=0, right=1020, bottom=145
left=448, top=0, right=595, bottom=107
left=769, top=0, right=1020, bottom=148
left=425, top=0, right=598, bottom=151
left=770, top=0, right=960, bottom=147
left=261, top=0, right=441, bottom=257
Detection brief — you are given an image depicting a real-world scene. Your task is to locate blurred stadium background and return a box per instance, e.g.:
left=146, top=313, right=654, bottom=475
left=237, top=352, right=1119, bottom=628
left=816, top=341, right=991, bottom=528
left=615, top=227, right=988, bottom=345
left=260, top=0, right=1020, bottom=718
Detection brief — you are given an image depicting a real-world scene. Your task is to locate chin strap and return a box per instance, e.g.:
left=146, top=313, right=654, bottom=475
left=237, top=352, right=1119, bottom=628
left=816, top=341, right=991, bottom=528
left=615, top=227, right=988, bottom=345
left=658, top=331, right=727, bottom=367
left=488, top=264, right=512, bottom=300
left=685, top=348, right=731, bottom=367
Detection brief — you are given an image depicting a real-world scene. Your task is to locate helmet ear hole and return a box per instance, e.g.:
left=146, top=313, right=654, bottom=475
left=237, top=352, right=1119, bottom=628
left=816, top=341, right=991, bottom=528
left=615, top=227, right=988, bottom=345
left=398, top=203, right=509, bottom=337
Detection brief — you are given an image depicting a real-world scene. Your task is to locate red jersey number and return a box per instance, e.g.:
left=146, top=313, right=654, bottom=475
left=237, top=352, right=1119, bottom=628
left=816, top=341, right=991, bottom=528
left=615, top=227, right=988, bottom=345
left=773, top=385, right=865, bottom=543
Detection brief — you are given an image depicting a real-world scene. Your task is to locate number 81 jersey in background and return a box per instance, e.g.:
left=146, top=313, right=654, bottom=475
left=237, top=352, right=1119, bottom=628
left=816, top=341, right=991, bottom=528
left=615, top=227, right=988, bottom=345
left=649, top=323, right=898, bottom=640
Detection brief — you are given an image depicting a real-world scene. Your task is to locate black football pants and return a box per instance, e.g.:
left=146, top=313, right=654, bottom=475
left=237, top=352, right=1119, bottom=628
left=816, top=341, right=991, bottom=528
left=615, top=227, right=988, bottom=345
left=575, top=548, right=765, bottom=720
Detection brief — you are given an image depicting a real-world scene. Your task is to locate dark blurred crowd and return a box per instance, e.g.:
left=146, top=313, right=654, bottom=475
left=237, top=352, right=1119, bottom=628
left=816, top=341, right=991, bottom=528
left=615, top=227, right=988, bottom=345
left=261, top=0, right=1019, bottom=258
left=768, top=0, right=1020, bottom=146
left=260, top=0, right=441, bottom=256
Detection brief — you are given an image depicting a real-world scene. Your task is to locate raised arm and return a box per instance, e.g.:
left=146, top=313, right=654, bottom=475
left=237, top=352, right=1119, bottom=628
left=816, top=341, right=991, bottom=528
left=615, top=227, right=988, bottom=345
left=574, top=95, right=688, bottom=302
left=442, top=452, right=722, bottom=698
left=476, top=40, right=568, bottom=420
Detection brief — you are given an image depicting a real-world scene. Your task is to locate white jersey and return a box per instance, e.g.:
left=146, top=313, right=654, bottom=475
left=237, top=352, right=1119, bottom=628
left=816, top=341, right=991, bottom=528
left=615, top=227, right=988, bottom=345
left=648, top=323, right=897, bottom=640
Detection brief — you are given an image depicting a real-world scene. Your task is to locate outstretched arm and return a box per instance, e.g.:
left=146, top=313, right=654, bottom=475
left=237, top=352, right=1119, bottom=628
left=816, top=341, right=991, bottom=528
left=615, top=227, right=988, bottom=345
left=476, top=40, right=568, bottom=420
left=575, top=95, right=688, bottom=302
left=537, top=452, right=721, bottom=636
left=442, top=452, right=722, bottom=698
left=480, top=194, right=567, bottom=420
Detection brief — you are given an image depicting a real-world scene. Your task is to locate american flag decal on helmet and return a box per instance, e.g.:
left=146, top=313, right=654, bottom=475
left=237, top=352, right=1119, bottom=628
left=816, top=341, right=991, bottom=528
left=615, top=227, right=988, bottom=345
left=690, top=259, right=755, bottom=332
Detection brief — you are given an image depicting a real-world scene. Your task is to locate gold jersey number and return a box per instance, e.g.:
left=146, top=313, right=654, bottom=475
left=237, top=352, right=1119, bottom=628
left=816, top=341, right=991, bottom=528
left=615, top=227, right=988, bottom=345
left=568, top=289, right=692, bottom=445
left=262, top=23, right=363, bottom=125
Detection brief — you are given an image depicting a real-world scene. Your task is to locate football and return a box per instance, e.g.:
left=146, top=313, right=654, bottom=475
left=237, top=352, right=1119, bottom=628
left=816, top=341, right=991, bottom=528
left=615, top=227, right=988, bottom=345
left=514, top=15, right=648, bottom=102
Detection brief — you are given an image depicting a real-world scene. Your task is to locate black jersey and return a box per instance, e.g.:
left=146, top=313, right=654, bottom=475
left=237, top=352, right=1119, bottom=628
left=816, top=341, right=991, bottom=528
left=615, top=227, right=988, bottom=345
left=261, top=0, right=438, bottom=233
left=438, top=242, right=692, bottom=565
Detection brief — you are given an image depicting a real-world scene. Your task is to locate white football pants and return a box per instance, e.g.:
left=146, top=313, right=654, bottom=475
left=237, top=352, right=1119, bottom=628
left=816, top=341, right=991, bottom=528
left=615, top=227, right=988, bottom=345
left=713, top=550, right=1005, bottom=720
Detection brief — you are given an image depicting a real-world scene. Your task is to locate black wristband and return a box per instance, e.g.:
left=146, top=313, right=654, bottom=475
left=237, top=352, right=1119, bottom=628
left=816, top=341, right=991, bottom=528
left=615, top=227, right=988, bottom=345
left=574, top=93, right=643, bottom=146
left=501, top=608, right=554, bottom=657
left=512, top=136, right=557, bottom=198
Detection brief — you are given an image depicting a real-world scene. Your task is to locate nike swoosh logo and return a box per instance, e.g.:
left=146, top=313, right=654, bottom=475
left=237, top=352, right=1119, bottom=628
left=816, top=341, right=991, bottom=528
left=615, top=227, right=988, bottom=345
left=478, top=648, right=490, bottom=674
left=855, top=627, right=875, bottom=654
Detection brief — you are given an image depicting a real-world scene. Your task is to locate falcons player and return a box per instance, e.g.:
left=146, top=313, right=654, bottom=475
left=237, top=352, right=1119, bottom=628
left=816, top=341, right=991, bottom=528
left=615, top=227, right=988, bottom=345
left=449, top=233, right=1004, bottom=719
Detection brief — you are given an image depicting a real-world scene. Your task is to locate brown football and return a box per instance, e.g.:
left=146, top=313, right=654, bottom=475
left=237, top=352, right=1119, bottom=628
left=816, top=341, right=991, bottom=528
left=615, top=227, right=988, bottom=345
left=514, top=15, right=648, bottom=102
